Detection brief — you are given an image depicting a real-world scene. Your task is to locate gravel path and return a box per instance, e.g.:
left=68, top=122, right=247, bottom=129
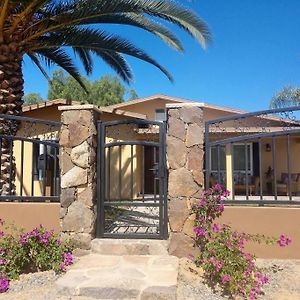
left=177, top=258, right=300, bottom=300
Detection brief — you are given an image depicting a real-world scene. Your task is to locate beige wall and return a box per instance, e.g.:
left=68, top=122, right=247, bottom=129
left=0, top=202, right=60, bottom=232
left=219, top=206, right=300, bottom=259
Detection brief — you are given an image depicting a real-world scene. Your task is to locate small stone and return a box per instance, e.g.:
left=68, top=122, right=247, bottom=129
left=168, top=117, right=186, bottom=141
left=168, top=108, right=180, bottom=119
left=62, top=202, right=95, bottom=234
left=192, top=169, right=204, bottom=186
left=61, top=166, right=87, bottom=188
left=71, top=141, right=90, bottom=168
left=77, top=185, right=95, bottom=207
left=69, top=123, right=90, bottom=147
left=179, top=106, right=203, bottom=124
left=169, top=199, right=189, bottom=232
left=186, top=124, right=204, bottom=147
left=61, top=188, right=76, bottom=208
left=60, top=127, right=70, bottom=147
left=68, top=233, right=93, bottom=250
left=182, top=214, right=196, bottom=238
left=168, top=168, right=199, bottom=197
left=60, top=150, right=74, bottom=175
left=167, top=136, right=187, bottom=169
left=168, top=232, right=199, bottom=258
left=187, top=146, right=204, bottom=171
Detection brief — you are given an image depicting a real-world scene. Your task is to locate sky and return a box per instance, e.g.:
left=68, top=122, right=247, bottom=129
left=23, top=0, right=300, bottom=112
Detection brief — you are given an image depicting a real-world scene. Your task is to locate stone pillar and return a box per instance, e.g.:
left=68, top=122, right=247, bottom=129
left=166, top=103, right=205, bottom=258
left=58, top=105, right=98, bottom=250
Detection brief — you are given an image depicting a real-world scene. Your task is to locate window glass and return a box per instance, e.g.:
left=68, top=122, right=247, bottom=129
left=211, top=146, right=226, bottom=171
left=155, top=109, right=166, bottom=121
left=233, top=144, right=252, bottom=172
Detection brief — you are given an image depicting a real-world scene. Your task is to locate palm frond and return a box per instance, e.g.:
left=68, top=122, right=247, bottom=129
left=86, top=13, right=183, bottom=52
left=92, top=50, right=133, bottom=83
left=27, top=0, right=211, bottom=48
left=27, top=52, right=51, bottom=82
left=73, top=47, right=93, bottom=75
left=34, top=48, right=87, bottom=92
left=32, top=27, right=173, bottom=81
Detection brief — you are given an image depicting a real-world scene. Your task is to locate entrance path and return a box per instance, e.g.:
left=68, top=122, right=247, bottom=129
left=56, top=239, right=179, bottom=300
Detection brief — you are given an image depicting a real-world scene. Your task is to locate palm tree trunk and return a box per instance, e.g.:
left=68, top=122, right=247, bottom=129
left=0, top=44, right=24, bottom=196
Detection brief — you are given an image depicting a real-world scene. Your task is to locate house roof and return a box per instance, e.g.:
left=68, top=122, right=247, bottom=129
left=22, top=99, right=81, bottom=112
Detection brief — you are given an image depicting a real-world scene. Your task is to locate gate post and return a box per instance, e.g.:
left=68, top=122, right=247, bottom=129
left=58, top=105, right=99, bottom=250
left=166, top=103, right=205, bottom=257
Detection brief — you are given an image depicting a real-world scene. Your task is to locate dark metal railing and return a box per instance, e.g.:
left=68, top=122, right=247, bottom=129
left=0, top=114, right=61, bottom=202
left=205, top=106, right=300, bottom=205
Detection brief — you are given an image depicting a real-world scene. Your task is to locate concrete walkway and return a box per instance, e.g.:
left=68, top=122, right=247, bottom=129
left=56, top=239, right=179, bottom=300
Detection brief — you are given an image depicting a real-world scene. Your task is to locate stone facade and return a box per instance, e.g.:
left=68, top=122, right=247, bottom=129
left=59, top=107, right=98, bottom=250
left=166, top=104, right=205, bottom=258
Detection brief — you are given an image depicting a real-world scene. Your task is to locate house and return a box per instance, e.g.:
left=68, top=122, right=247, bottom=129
left=13, top=94, right=300, bottom=201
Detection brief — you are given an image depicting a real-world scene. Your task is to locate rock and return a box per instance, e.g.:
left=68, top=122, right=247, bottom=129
left=187, top=146, right=204, bottom=171
left=168, top=108, right=180, bottom=119
left=168, top=117, right=186, bottom=141
left=60, top=208, right=67, bottom=219
left=77, top=185, right=95, bottom=207
left=68, top=233, right=93, bottom=250
left=141, top=286, right=177, bottom=300
left=63, top=110, right=92, bottom=127
left=182, top=214, right=196, bottom=238
left=179, top=106, right=203, bottom=124
left=168, top=232, right=199, bottom=258
left=168, top=168, right=199, bottom=197
left=61, top=166, right=87, bottom=188
left=169, top=199, right=189, bottom=232
left=71, top=141, right=90, bottom=168
left=61, top=188, right=76, bottom=208
left=62, top=202, right=95, bottom=234
left=68, top=123, right=90, bottom=147
left=167, top=136, right=187, bottom=169
left=59, top=127, right=70, bottom=147
left=186, top=124, right=204, bottom=147
left=60, top=150, right=74, bottom=175
left=192, top=169, right=204, bottom=186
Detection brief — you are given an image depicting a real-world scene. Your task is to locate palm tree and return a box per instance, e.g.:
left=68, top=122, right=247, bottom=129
left=0, top=0, right=211, bottom=195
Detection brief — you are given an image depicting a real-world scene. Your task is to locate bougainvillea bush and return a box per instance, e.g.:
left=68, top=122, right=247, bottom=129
left=0, top=218, right=73, bottom=293
left=193, top=184, right=291, bottom=300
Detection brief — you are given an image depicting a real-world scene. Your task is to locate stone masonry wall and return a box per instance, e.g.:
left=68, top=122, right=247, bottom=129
left=166, top=104, right=205, bottom=258
left=59, top=108, right=98, bottom=250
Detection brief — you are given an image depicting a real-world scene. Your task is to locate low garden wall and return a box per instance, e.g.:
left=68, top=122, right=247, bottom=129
left=220, top=206, right=300, bottom=259
left=0, top=202, right=60, bottom=232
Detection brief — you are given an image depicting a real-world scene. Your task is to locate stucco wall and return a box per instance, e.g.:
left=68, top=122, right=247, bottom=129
left=219, top=206, right=300, bottom=259
left=0, top=202, right=60, bottom=232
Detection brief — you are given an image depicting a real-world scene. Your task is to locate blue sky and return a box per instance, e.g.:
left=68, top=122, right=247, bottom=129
left=23, top=0, right=300, bottom=111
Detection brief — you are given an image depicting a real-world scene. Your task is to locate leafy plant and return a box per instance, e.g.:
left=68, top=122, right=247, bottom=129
left=0, top=218, right=73, bottom=293
left=193, top=185, right=291, bottom=299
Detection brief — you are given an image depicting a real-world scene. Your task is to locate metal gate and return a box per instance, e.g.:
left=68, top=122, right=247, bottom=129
left=96, top=119, right=168, bottom=239
left=205, top=106, right=300, bottom=205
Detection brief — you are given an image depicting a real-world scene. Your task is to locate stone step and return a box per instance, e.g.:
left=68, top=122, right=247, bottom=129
left=56, top=254, right=178, bottom=300
left=91, top=239, right=169, bottom=256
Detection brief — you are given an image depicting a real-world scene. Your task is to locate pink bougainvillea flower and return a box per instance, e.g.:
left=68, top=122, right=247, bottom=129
left=0, top=277, right=9, bottom=293
left=221, top=274, right=231, bottom=284
left=277, top=234, right=292, bottom=247
left=212, top=223, right=220, bottom=233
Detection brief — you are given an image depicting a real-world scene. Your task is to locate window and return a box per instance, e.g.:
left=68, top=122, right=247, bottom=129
left=210, top=143, right=253, bottom=174
left=233, top=144, right=252, bottom=173
left=210, top=146, right=226, bottom=171
left=155, top=109, right=166, bottom=122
